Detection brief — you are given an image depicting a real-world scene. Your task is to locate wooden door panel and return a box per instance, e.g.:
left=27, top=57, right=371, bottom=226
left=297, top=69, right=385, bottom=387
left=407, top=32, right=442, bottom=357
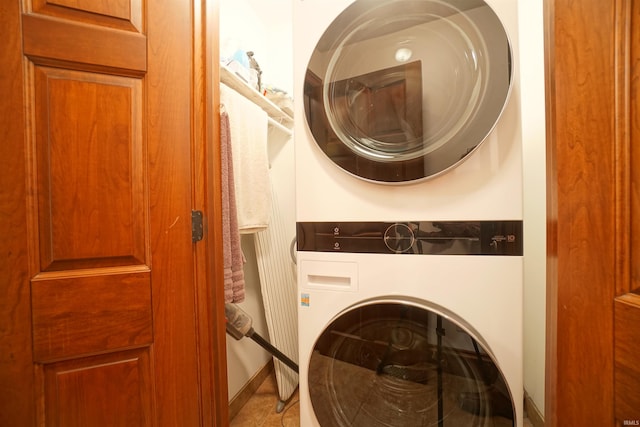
left=33, top=67, right=145, bottom=270
left=545, top=1, right=620, bottom=425
left=43, top=348, right=152, bottom=427
left=22, top=14, right=145, bottom=73
left=31, top=270, right=152, bottom=361
left=31, top=0, right=142, bottom=32
left=614, top=294, right=640, bottom=421
left=35, top=0, right=134, bottom=23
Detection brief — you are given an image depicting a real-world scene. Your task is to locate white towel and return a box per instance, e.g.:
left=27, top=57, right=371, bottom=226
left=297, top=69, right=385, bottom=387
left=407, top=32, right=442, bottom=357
left=220, top=84, right=272, bottom=234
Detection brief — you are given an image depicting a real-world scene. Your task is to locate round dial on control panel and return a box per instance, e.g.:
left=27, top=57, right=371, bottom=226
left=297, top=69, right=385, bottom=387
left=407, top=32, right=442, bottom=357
left=383, top=223, right=415, bottom=253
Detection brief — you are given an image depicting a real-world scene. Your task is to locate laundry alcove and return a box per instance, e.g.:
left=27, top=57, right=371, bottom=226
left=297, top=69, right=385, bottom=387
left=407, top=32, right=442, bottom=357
left=218, top=0, right=298, bottom=417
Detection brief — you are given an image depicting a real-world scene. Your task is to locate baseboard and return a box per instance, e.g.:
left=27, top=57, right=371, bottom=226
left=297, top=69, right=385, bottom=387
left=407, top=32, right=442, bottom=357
left=228, top=360, right=274, bottom=421
left=524, top=392, right=545, bottom=427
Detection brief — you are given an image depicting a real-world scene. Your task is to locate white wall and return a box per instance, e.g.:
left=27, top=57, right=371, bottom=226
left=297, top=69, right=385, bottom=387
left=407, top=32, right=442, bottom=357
left=225, top=238, right=271, bottom=401
left=519, top=0, right=546, bottom=416
left=220, top=0, right=293, bottom=95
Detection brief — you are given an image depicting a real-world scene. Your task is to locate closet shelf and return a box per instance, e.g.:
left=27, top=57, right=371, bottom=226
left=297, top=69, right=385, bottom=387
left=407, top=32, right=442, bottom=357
left=220, top=65, right=294, bottom=129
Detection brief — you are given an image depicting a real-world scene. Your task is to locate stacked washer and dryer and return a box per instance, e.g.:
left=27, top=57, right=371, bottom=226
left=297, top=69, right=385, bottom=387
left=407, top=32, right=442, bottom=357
left=293, top=0, right=523, bottom=426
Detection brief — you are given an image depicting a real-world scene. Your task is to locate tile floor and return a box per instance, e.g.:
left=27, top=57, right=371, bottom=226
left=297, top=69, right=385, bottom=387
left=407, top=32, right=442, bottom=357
left=230, top=372, right=300, bottom=427
left=230, top=373, right=535, bottom=426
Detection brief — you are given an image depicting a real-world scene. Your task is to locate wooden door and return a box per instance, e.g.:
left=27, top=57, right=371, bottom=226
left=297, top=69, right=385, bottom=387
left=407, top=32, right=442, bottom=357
left=0, top=0, right=228, bottom=426
left=545, top=0, right=640, bottom=425
left=617, top=0, right=640, bottom=421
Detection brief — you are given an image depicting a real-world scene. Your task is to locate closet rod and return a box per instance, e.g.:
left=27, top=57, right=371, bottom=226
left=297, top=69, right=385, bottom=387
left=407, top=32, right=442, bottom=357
left=268, top=117, right=293, bottom=136
left=220, top=66, right=294, bottom=127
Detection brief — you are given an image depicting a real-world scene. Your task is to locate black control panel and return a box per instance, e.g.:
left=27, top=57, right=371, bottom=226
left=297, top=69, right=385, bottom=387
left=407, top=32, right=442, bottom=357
left=296, top=221, right=523, bottom=256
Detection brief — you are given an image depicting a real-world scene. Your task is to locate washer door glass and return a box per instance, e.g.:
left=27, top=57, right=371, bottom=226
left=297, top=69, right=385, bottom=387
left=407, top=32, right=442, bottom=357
left=308, top=302, right=515, bottom=426
left=303, top=0, right=512, bottom=183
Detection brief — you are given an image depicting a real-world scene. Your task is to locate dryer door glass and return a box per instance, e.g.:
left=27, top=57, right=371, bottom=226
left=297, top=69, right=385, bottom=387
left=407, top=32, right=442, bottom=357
left=303, top=0, right=512, bottom=183
left=308, top=302, right=515, bottom=426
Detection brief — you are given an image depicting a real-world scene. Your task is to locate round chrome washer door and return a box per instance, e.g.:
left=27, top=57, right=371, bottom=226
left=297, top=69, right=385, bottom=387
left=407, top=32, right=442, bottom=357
left=303, top=0, right=512, bottom=183
left=308, top=301, right=515, bottom=426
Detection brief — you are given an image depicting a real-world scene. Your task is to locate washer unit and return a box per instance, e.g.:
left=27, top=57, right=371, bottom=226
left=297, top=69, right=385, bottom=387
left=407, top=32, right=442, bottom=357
left=296, top=224, right=523, bottom=426
left=293, top=0, right=523, bottom=425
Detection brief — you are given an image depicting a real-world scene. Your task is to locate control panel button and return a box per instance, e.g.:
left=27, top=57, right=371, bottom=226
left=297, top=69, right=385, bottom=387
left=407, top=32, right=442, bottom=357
left=384, top=223, right=415, bottom=253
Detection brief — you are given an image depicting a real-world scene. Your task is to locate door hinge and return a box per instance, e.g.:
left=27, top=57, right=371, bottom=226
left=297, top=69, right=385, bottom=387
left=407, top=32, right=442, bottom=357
left=192, top=210, right=204, bottom=243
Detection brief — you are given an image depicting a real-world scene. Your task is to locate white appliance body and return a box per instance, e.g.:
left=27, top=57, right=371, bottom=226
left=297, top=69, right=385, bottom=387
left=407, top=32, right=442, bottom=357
left=294, top=0, right=524, bottom=425
left=297, top=252, right=523, bottom=426
left=294, top=0, right=522, bottom=222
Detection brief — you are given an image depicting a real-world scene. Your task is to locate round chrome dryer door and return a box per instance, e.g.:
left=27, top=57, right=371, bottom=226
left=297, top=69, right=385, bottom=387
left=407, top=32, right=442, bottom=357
left=303, top=0, right=512, bottom=183
left=308, top=301, right=515, bottom=426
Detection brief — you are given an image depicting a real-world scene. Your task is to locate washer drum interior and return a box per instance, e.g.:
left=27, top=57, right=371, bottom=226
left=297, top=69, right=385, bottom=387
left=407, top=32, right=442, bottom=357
left=308, top=300, right=515, bottom=426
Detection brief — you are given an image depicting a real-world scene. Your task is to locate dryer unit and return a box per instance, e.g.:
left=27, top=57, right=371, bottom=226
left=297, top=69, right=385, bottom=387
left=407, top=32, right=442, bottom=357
left=294, top=0, right=522, bottom=222
left=293, top=0, right=524, bottom=426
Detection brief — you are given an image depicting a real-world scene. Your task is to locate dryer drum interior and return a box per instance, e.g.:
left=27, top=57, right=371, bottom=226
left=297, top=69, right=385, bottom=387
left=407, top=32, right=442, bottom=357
left=303, top=0, right=512, bottom=183
left=308, top=302, right=515, bottom=426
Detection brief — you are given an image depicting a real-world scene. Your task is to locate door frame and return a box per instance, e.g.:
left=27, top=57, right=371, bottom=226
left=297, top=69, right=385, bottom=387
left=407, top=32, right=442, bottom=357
left=193, top=0, right=230, bottom=424
left=192, top=0, right=229, bottom=425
